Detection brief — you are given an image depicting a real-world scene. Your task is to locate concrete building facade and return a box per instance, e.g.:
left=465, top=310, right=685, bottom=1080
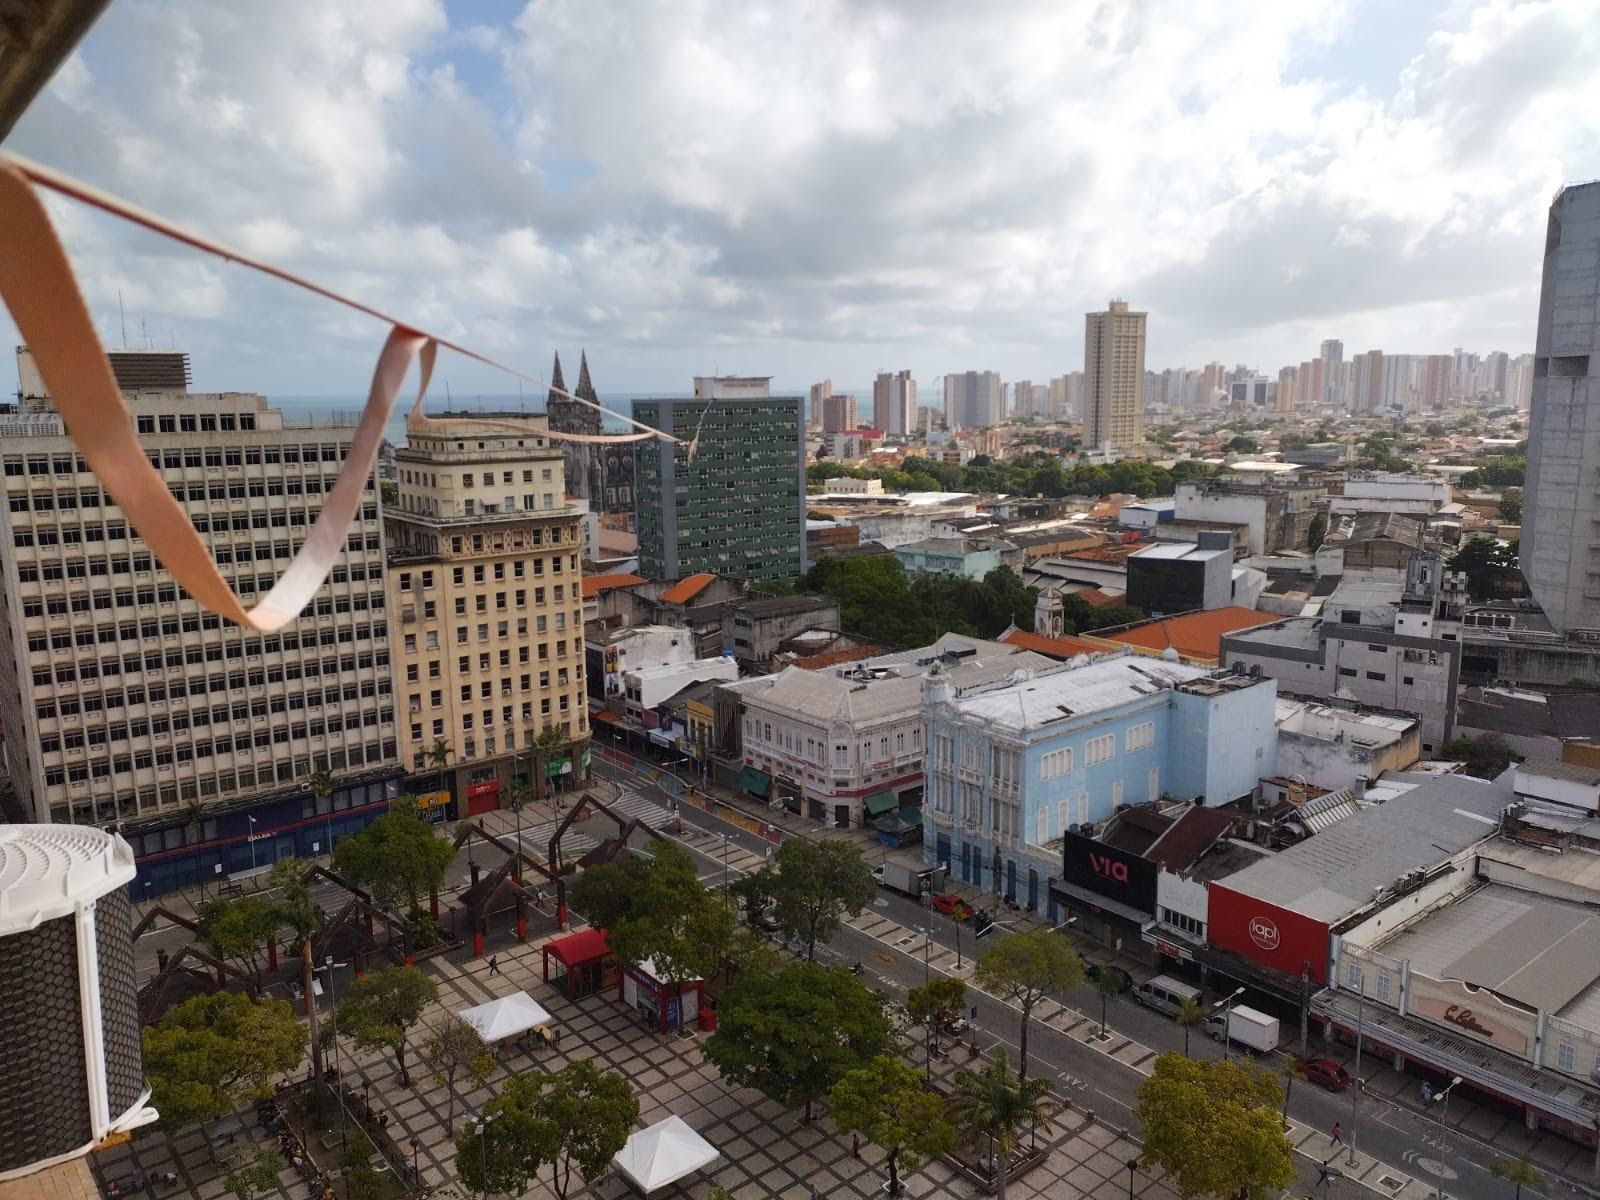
left=1524, top=182, right=1600, bottom=634
left=1084, top=300, right=1147, bottom=449
left=873, top=370, right=917, bottom=437
left=818, top=391, right=858, bottom=434
left=943, top=371, right=1002, bottom=431
left=634, top=379, right=806, bottom=584
left=0, top=351, right=401, bottom=892
left=386, top=411, right=589, bottom=812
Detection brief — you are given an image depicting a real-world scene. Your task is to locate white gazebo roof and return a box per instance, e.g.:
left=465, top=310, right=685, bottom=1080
left=611, top=1115, right=720, bottom=1193
left=457, top=992, right=553, bottom=1043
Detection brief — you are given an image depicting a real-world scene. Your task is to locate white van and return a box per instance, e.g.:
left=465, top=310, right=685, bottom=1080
left=1133, top=974, right=1202, bottom=1018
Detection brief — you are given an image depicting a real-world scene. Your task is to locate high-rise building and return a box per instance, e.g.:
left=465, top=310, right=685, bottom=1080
left=1524, top=183, right=1600, bottom=634
left=1084, top=299, right=1146, bottom=449
left=1009, top=380, right=1032, bottom=419
left=873, top=371, right=917, bottom=436
left=385, top=412, right=588, bottom=810
left=0, top=349, right=401, bottom=886
left=1349, top=350, right=1384, bottom=413
left=545, top=351, right=633, bottom=519
left=635, top=378, right=805, bottom=584
left=818, top=392, right=857, bottom=434
left=1048, top=372, right=1083, bottom=419
left=942, top=371, right=1002, bottom=430
left=1319, top=339, right=1344, bottom=407
left=1422, top=354, right=1454, bottom=410
left=808, top=380, right=832, bottom=430
left=1507, top=353, right=1535, bottom=409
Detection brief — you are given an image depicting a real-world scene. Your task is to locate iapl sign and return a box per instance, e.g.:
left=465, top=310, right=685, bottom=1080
left=1207, top=883, right=1330, bottom=983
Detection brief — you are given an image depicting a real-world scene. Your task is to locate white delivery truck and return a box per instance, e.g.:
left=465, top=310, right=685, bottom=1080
left=873, top=861, right=945, bottom=898
left=1206, top=1004, right=1280, bottom=1053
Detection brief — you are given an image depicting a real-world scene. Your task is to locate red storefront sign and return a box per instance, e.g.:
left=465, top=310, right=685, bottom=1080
left=466, top=779, right=500, bottom=816
left=1206, top=883, right=1330, bottom=984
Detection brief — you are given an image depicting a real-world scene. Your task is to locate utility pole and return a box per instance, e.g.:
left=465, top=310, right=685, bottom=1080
left=1347, top=989, right=1365, bottom=1167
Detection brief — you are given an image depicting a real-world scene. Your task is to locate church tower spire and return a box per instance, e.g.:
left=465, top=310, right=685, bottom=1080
left=546, top=352, right=567, bottom=409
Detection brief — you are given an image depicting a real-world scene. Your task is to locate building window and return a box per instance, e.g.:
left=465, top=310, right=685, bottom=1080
left=1041, top=748, right=1073, bottom=779
left=1346, top=962, right=1363, bottom=991
left=1375, top=974, right=1391, bottom=1003
left=1083, top=734, right=1114, bottom=765
left=1365, top=670, right=1386, bottom=681
left=1558, top=1042, right=1577, bottom=1072
left=1124, top=722, right=1155, bottom=752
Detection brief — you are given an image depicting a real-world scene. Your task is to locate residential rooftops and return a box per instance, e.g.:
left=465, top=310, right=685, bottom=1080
left=1102, top=606, right=1282, bottom=663
left=659, top=572, right=718, bottom=606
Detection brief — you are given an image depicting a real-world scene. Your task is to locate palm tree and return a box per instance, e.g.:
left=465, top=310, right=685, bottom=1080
left=1175, top=996, right=1205, bottom=1057
left=1489, top=1153, right=1546, bottom=1200
left=307, top=766, right=335, bottom=855
left=533, top=726, right=566, bottom=803
left=426, top=737, right=455, bottom=796
left=947, top=1050, right=1061, bottom=1200
left=503, top=775, right=533, bottom=881
left=1279, top=1056, right=1306, bottom=1131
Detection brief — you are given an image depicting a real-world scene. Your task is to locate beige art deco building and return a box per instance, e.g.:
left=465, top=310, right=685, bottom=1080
left=0, top=349, right=402, bottom=895
left=1084, top=299, right=1147, bottom=450
left=385, top=411, right=589, bottom=817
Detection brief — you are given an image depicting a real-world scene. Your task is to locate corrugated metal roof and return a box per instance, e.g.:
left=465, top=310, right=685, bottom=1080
left=949, top=656, right=1210, bottom=734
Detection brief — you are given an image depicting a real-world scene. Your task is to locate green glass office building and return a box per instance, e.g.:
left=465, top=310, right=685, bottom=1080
left=634, top=379, right=806, bottom=584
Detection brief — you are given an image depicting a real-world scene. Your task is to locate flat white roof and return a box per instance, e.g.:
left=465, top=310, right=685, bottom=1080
left=946, top=655, right=1210, bottom=734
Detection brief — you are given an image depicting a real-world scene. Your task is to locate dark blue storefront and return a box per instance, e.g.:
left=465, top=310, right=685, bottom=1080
left=126, top=768, right=407, bottom=899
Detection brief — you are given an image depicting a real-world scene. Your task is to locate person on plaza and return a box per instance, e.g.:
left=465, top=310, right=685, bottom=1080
left=1420, top=1080, right=1432, bottom=1103
left=851, top=1133, right=860, bottom=1158
left=487, top=954, right=500, bottom=975
left=1330, top=1122, right=1343, bottom=1146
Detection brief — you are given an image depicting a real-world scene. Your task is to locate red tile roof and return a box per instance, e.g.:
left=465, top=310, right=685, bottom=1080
left=659, top=572, right=717, bottom=606
left=1074, top=587, right=1116, bottom=607
left=1102, top=606, right=1280, bottom=663
left=1000, top=629, right=1108, bottom=660
left=789, top=644, right=887, bottom=670
left=582, top=572, right=646, bottom=599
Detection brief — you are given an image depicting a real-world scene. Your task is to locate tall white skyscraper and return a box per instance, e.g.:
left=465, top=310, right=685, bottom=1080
left=807, top=379, right=832, bottom=430
left=943, top=371, right=1002, bottom=430
left=1084, top=299, right=1147, bottom=449
left=873, top=370, right=917, bottom=436
left=1319, top=339, right=1344, bottom=407
left=1524, top=182, right=1600, bottom=633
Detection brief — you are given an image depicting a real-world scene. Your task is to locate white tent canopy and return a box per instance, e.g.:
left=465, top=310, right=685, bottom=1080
left=457, top=992, right=553, bottom=1043
left=611, top=1115, right=720, bottom=1193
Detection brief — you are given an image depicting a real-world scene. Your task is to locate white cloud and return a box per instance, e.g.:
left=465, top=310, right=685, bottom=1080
left=3, top=0, right=1599, bottom=395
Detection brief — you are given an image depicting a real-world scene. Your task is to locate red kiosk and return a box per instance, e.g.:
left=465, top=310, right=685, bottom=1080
left=621, top=957, right=706, bottom=1032
left=541, top=927, right=619, bottom=1001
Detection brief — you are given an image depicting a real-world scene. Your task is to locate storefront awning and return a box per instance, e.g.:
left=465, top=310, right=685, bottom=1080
left=738, top=766, right=772, bottom=797
left=1049, top=879, right=1156, bottom=930
left=649, top=728, right=674, bottom=748
left=863, top=791, right=898, bottom=817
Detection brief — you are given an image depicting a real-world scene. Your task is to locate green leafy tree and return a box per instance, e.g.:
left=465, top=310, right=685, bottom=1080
left=455, top=1061, right=638, bottom=1200
left=222, top=1147, right=284, bottom=1200
left=1489, top=1152, right=1546, bottom=1200
left=728, top=864, right=778, bottom=929
left=143, top=993, right=306, bottom=1130
left=974, top=929, right=1084, bottom=1078
left=1135, top=1052, right=1295, bottom=1200
left=565, top=859, right=632, bottom=929
left=1174, top=996, right=1206, bottom=1057
left=195, top=895, right=283, bottom=989
left=706, top=960, right=890, bottom=1122
left=769, top=837, right=874, bottom=960
left=1460, top=454, right=1525, bottom=490
left=833, top=1056, right=956, bottom=1196
left=1448, top=536, right=1520, bottom=600
left=906, top=977, right=967, bottom=1076
left=427, top=1014, right=496, bottom=1132
left=946, top=1050, right=1061, bottom=1200
left=333, top=795, right=454, bottom=915
left=534, top=726, right=567, bottom=800
left=1093, top=968, right=1122, bottom=1036
left=1223, top=435, right=1258, bottom=453
left=1438, top=733, right=1521, bottom=780
left=331, top=964, right=438, bottom=1087
left=1498, top=489, right=1523, bottom=525
left=1306, top=512, right=1328, bottom=552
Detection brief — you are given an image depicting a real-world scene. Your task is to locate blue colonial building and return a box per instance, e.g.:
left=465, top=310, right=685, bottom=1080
left=922, top=648, right=1277, bottom=914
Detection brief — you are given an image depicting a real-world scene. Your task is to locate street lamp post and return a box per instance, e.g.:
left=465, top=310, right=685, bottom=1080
left=1214, top=987, right=1245, bottom=1063
left=1347, top=988, right=1365, bottom=1167
left=1126, top=1157, right=1138, bottom=1199
left=319, top=957, right=350, bottom=1149
left=409, top=1137, right=421, bottom=1186
left=475, top=1111, right=503, bottom=1200
left=1430, top=1075, right=1463, bottom=1200
left=247, top=814, right=258, bottom=869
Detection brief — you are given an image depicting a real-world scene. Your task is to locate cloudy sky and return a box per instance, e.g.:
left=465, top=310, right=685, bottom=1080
left=7, top=0, right=1600, bottom=399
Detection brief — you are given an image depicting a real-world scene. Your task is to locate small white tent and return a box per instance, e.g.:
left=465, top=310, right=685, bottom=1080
left=611, top=1115, right=720, bottom=1193
left=457, top=992, right=553, bottom=1043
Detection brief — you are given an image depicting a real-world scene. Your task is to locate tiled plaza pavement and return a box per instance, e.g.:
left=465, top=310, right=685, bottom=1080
left=93, top=926, right=1184, bottom=1200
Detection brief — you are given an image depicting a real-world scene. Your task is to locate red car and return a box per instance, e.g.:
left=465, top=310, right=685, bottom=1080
left=1296, top=1056, right=1352, bottom=1091
left=930, top=894, right=972, bottom=918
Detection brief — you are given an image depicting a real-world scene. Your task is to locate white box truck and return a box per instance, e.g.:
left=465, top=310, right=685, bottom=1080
left=874, top=862, right=944, bottom=898
left=1206, top=1004, right=1279, bottom=1053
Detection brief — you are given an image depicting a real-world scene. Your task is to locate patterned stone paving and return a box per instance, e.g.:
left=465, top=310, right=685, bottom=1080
left=92, top=929, right=1183, bottom=1200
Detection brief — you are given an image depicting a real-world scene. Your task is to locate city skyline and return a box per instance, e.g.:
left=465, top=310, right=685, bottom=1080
left=3, top=0, right=1596, bottom=396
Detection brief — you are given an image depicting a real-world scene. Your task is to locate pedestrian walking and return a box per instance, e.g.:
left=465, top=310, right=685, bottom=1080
left=487, top=954, right=500, bottom=976
left=1330, top=1121, right=1343, bottom=1146
left=851, top=1133, right=860, bottom=1158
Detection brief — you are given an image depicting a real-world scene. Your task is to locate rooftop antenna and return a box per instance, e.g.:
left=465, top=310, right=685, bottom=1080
left=139, top=318, right=154, bottom=350
left=117, top=290, right=127, bottom=349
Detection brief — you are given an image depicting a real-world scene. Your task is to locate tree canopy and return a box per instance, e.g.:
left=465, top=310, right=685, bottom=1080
left=947, top=1050, right=1061, bottom=1200
left=195, top=895, right=283, bottom=988
left=332, top=796, right=454, bottom=915
left=1448, top=536, right=1521, bottom=600
left=330, top=964, right=439, bottom=1086
left=456, top=1061, right=638, bottom=1200
left=706, top=960, right=890, bottom=1121
left=1135, top=1052, right=1295, bottom=1200
left=1438, top=733, right=1521, bottom=780
left=974, top=929, right=1083, bottom=1078
left=768, top=837, right=874, bottom=960
left=426, top=1014, right=495, bottom=1131
left=143, top=992, right=306, bottom=1130
left=832, top=1056, right=955, bottom=1196
left=1460, top=454, right=1525, bottom=490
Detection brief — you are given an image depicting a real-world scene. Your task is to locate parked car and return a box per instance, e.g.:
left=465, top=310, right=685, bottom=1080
left=1295, top=1056, right=1352, bottom=1091
left=1087, top=964, right=1133, bottom=994
left=755, top=907, right=783, bottom=933
left=930, top=893, right=971, bottom=917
